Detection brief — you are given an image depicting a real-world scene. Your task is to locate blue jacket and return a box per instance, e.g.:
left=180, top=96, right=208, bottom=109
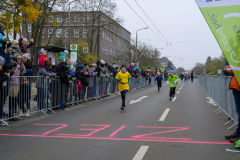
left=155, top=75, right=163, bottom=82
left=69, top=71, right=76, bottom=77
left=0, top=32, right=4, bottom=48
left=111, top=67, right=116, bottom=77
left=25, top=69, right=33, bottom=76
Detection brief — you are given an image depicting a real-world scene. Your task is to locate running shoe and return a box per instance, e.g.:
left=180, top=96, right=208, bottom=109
left=229, top=138, right=240, bottom=143
left=225, top=132, right=240, bottom=140
left=169, top=97, right=172, bottom=100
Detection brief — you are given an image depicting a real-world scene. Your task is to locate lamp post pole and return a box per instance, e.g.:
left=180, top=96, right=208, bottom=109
left=68, top=3, right=71, bottom=50
left=132, top=27, right=148, bottom=64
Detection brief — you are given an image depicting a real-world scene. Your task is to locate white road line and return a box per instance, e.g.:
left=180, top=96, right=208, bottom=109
left=159, top=108, right=170, bottom=121
left=180, top=88, right=182, bottom=90
left=172, top=97, right=177, bottom=102
left=132, top=146, right=149, bottom=160
left=177, top=91, right=180, bottom=94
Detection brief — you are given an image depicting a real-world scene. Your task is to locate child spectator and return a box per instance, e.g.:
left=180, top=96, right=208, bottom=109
left=39, top=48, right=48, bottom=68
left=18, top=35, right=34, bottom=53
left=10, top=40, right=22, bottom=61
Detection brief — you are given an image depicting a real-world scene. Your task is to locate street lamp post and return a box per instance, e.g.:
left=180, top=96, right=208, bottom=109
left=68, top=4, right=70, bottom=50
left=132, top=27, right=148, bottom=64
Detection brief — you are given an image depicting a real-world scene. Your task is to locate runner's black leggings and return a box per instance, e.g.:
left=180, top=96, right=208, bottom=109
left=169, top=87, right=176, bottom=98
left=121, top=91, right=126, bottom=107
left=157, top=81, right=162, bottom=92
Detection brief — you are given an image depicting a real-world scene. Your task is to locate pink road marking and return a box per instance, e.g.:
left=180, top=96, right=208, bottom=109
left=34, top=124, right=68, bottom=135
left=78, top=124, right=111, bottom=136
left=109, top=126, right=126, bottom=137
left=133, top=126, right=189, bottom=138
left=0, top=134, right=232, bottom=145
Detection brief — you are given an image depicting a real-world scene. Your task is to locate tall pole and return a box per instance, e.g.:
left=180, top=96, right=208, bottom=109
left=68, top=4, right=71, bottom=50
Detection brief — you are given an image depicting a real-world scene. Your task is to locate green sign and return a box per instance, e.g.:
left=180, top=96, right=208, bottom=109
left=160, top=66, right=164, bottom=71
left=195, top=0, right=240, bottom=84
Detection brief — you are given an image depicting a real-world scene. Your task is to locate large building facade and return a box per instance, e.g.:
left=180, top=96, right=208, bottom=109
left=23, top=11, right=131, bottom=64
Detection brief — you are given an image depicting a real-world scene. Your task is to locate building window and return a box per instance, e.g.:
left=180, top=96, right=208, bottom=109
left=75, top=16, right=80, bottom=22
left=48, top=16, right=53, bottom=22
left=65, top=29, right=68, bottom=37
left=83, top=29, right=87, bottom=37
left=102, top=45, right=106, bottom=54
left=57, top=16, right=62, bottom=22
left=42, top=29, right=44, bottom=37
left=103, top=31, right=105, bottom=39
left=83, top=45, right=88, bottom=52
left=28, top=24, right=31, bottom=32
left=66, top=17, right=69, bottom=22
left=48, top=29, right=53, bottom=37
left=56, top=29, right=61, bottom=37
left=65, top=44, right=69, bottom=49
left=83, top=15, right=89, bottom=21
left=74, top=29, right=79, bottom=37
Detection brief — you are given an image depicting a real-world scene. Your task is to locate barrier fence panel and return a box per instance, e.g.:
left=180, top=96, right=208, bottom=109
left=0, top=75, right=156, bottom=126
left=198, top=75, right=239, bottom=129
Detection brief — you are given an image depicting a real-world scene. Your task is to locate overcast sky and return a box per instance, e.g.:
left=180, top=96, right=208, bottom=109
left=115, top=0, right=222, bottom=70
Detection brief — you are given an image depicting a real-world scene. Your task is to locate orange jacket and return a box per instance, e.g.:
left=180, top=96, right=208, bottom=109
left=226, top=66, right=240, bottom=90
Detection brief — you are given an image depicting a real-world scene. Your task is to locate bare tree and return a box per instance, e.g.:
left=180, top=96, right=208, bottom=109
left=75, top=0, right=124, bottom=58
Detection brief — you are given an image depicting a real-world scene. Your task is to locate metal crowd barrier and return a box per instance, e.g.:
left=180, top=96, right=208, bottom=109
left=0, top=75, right=156, bottom=126
left=198, top=75, right=238, bottom=129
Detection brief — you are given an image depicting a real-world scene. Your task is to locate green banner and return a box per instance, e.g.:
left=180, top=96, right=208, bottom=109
left=195, top=0, right=240, bottom=84
left=160, top=66, right=164, bottom=71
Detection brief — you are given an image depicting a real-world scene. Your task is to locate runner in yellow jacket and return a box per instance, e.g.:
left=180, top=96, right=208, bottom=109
left=115, top=65, right=131, bottom=110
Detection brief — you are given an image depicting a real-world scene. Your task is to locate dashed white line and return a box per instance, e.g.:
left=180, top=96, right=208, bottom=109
left=159, top=108, right=170, bottom=121
left=177, top=91, right=180, bottom=94
left=132, top=146, right=149, bottom=160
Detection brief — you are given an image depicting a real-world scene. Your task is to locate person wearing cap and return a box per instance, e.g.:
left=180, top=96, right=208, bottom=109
left=18, top=35, right=34, bottom=53
left=167, top=70, right=179, bottom=100
left=115, top=65, right=132, bottom=110
left=9, top=40, right=22, bottom=61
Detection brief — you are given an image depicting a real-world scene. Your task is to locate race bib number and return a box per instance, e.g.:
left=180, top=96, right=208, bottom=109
left=171, top=82, right=176, bottom=85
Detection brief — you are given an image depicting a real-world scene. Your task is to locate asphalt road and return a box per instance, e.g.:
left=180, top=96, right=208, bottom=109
left=0, top=79, right=239, bottom=160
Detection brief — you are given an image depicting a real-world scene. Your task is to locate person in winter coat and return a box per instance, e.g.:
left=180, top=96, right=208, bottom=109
left=36, top=61, right=56, bottom=110
left=224, top=63, right=240, bottom=143
left=56, top=62, right=71, bottom=84
left=75, top=65, right=90, bottom=101
left=18, top=35, right=33, bottom=53
left=0, top=56, right=10, bottom=125
left=39, top=48, right=48, bottom=68
left=115, top=65, right=131, bottom=110
left=18, top=53, right=33, bottom=116
left=0, top=43, right=12, bottom=65
left=0, top=24, right=8, bottom=55
left=9, top=40, right=22, bottom=61
left=87, top=64, right=97, bottom=99
left=8, top=54, right=26, bottom=120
